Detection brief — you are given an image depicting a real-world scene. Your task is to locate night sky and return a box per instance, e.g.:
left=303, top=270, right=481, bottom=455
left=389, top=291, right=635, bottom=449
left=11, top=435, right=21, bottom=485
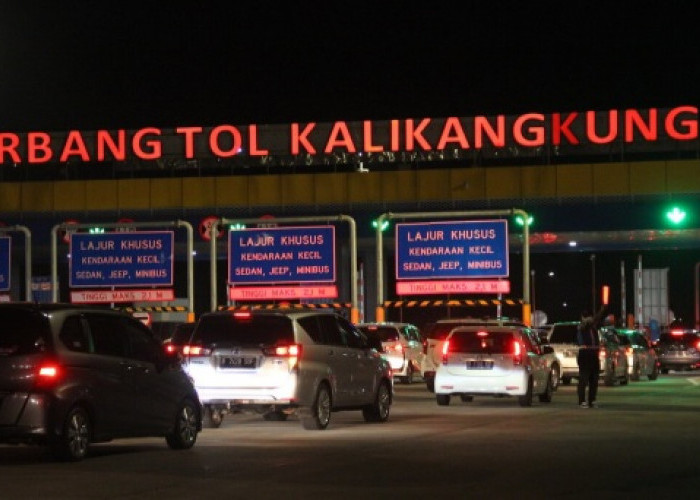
left=2, top=1, right=700, bottom=131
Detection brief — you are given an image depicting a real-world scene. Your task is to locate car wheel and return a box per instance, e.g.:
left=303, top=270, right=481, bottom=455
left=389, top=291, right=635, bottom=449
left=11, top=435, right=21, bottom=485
left=263, top=410, right=289, bottom=421
left=301, top=383, right=332, bottom=430
left=50, top=406, right=91, bottom=461
left=550, top=364, right=560, bottom=391
left=561, top=376, right=572, bottom=385
left=362, top=380, right=392, bottom=423
left=403, top=363, right=414, bottom=385
left=538, top=372, right=554, bottom=403
left=648, top=363, right=659, bottom=381
left=518, top=377, right=533, bottom=407
left=205, top=405, right=223, bottom=428
left=426, top=376, right=435, bottom=393
left=631, top=362, right=641, bottom=381
left=620, top=369, right=630, bottom=386
left=604, top=364, right=616, bottom=386
left=459, top=395, right=473, bottom=403
left=436, top=394, right=450, bottom=406
left=166, top=399, right=199, bottom=450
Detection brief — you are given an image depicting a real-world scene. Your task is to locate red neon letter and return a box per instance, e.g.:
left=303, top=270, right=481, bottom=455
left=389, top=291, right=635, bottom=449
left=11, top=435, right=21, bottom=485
left=436, top=117, right=469, bottom=150
left=405, top=119, right=432, bottom=151
left=363, top=120, right=384, bottom=153
left=474, top=116, right=505, bottom=148
left=552, top=112, right=580, bottom=145
left=209, top=125, right=242, bottom=157
left=248, top=125, right=269, bottom=156
left=324, top=121, right=356, bottom=153
left=390, top=120, right=400, bottom=151
left=96, top=130, right=126, bottom=161
left=625, top=108, right=657, bottom=142
left=513, top=114, right=545, bottom=147
left=176, top=127, right=202, bottom=159
left=586, top=110, right=618, bottom=144
left=0, top=133, right=21, bottom=163
left=28, top=132, right=52, bottom=163
left=60, top=131, right=90, bottom=162
left=665, top=105, right=698, bottom=140
left=132, top=127, right=162, bottom=160
left=291, top=123, right=316, bottom=154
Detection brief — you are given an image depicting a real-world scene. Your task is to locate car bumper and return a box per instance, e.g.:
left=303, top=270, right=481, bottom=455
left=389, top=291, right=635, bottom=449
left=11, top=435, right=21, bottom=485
left=435, top=370, right=529, bottom=397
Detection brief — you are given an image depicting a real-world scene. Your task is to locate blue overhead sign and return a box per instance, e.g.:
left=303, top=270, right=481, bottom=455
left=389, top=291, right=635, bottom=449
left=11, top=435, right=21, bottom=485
left=0, top=237, right=10, bottom=292
left=396, top=220, right=509, bottom=279
left=70, top=231, right=174, bottom=287
left=229, top=226, right=335, bottom=284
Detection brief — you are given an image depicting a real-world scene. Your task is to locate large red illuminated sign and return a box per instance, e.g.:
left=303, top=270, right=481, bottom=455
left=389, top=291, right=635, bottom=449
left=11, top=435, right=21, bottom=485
left=0, top=106, right=696, bottom=165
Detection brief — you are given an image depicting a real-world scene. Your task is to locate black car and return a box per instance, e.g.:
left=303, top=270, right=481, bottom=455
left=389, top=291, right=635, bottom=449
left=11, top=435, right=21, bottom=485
left=655, top=328, right=700, bottom=373
left=0, top=303, right=201, bottom=461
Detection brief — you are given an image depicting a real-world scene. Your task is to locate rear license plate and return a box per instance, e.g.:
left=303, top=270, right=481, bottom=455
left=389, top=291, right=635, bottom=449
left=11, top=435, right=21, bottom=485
left=220, top=356, right=257, bottom=368
left=467, top=360, right=494, bottom=369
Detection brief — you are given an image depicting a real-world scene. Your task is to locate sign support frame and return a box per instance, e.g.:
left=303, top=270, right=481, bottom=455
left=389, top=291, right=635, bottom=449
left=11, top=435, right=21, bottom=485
left=50, top=220, right=194, bottom=317
left=374, top=209, right=530, bottom=325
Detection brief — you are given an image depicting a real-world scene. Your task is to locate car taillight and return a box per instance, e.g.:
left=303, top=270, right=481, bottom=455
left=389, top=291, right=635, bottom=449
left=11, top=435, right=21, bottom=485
left=164, top=343, right=178, bottom=354
left=263, top=344, right=302, bottom=371
left=422, top=340, right=428, bottom=354
left=625, top=347, right=634, bottom=356
left=36, top=362, right=61, bottom=387
left=670, top=329, right=684, bottom=336
left=599, top=347, right=607, bottom=359
left=182, top=345, right=211, bottom=357
left=394, top=343, right=404, bottom=353
left=695, top=340, right=700, bottom=350
left=513, top=340, right=523, bottom=366
left=441, top=340, right=450, bottom=364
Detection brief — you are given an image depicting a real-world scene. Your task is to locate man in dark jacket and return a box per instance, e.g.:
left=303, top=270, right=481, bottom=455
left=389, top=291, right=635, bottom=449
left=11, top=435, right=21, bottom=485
left=576, top=305, right=607, bottom=408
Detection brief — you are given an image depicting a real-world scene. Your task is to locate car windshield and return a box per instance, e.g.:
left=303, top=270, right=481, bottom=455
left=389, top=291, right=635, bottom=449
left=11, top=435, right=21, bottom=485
left=449, top=330, right=514, bottom=354
left=548, top=323, right=579, bottom=344
left=357, top=326, right=399, bottom=342
left=0, top=308, right=52, bottom=357
left=193, top=314, right=294, bottom=346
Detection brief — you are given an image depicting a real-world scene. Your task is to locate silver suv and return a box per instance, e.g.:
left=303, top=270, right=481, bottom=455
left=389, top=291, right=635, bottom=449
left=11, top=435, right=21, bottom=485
left=183, top=310, right=393, bottom=430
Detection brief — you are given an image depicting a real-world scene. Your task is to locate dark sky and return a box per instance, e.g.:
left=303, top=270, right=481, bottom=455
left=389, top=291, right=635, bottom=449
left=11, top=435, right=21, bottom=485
left=2, top=1, right=700, bottom=132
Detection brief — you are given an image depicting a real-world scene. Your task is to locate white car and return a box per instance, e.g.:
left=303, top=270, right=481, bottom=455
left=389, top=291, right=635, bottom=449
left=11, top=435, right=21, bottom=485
left=434, top=324, right=556, bottom=407
left=183, top=310, right=393, bottom=430
left=356, top=322, right=424, bottom=384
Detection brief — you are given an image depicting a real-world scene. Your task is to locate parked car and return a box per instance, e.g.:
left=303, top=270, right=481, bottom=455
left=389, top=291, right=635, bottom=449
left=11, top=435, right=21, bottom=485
left=434, top=324, right=556, bottom=406
left=654, top=328, right=700, bottom=373
left=0, top=303, right=201, bottom=461
left=356, top=322, right=424, bottom=384
left=611, top=328, right=659, bottom=380
left=547, top=321, right=629, bottom=386
left=421, top=317, right=526, bottom=392
left=182, top=310, right=393, bottom=430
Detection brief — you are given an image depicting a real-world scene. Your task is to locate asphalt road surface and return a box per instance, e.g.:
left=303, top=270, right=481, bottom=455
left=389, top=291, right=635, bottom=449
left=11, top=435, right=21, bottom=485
left=2, top=372, right=700, bottom=499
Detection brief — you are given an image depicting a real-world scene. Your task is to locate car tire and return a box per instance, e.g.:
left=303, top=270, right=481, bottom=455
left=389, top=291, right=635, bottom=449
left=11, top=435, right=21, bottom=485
left=459, top=395, right=473, bottom=403
left=436, top=394, right=450, bottom=406
left=426, top=376, right=435, bottom=393
left=561, top=376, right=572, bottom=385
left=166, top=399, right=199, bottom=450
left=604, top=364, right=616, bottom=386
left=205, top=405, right=223, bottom=428
left=403, top=363, right=414, bottom=385
left=538, top=372, right=554, bottom=403
left=620, top=370, right=630, bottom=386
left=648, top=363, right=659, bottom=381
left=301, top=383, right=332, bottom=430
left=362, top=380, right=392, bottom=423
left=550, top=364, right=560, bottom=391
left=50, top=406, right=91, bottom=461
left=518, top=377, right=533, bottom=407
left=631, top=362, right=641, bottom=381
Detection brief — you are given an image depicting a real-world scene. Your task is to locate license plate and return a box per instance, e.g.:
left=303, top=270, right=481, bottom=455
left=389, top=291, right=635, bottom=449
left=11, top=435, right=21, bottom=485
left=467, top=360, right=494, bottom=369
left=220, top=356, right=257, bottom=368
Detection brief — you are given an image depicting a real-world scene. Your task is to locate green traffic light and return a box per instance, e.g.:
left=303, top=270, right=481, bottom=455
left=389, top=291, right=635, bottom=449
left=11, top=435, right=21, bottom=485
left=372, top=220, right=389, bottom=231
left=515, top=215, right=534, bottom=227
left=665, top=206, right=687, bottom=225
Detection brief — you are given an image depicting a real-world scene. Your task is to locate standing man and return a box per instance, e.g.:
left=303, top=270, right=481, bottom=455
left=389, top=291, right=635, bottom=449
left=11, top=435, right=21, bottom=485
left=577, top=305, right=607, bottom=408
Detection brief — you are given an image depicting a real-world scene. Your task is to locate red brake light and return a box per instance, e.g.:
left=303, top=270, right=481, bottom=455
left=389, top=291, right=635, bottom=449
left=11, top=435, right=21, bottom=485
left=625, top=347, right=634, bottom=356
left=477, top=331, right=489, bottom=337
left=696, top=340, right=700, bottom=350
left=512, top=340, right=523, bottom=365
left=164, top=343, right=178, bottom=354
left=233, top=311, right=252, bottom=320
left=36, top=362, right=61, bottom=387
left=271, top=344, right=301, bottom=357
left=394, top=343, right=404, bottom=353
left=670, top=329, right=684, bottom=336
left=441, top=340, right=450, bottom=363
left=183, top=345, right=210, bottom=356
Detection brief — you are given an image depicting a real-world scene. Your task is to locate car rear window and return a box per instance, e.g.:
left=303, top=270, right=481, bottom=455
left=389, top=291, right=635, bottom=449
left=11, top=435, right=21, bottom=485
left=449, top=330, right=515, bottom=354
left=427, top=322, right=464, bottom=340
left=171, top=323, right=196, bottom=344
left=658, top=333, right=700, bottom=346
left=548, top=324, right=579, bottom=344
left=357, top=326, right=399, bottom=342
left=0, top=309, right=53, bottom=357
left=193, top=314, right=294, bottom=346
